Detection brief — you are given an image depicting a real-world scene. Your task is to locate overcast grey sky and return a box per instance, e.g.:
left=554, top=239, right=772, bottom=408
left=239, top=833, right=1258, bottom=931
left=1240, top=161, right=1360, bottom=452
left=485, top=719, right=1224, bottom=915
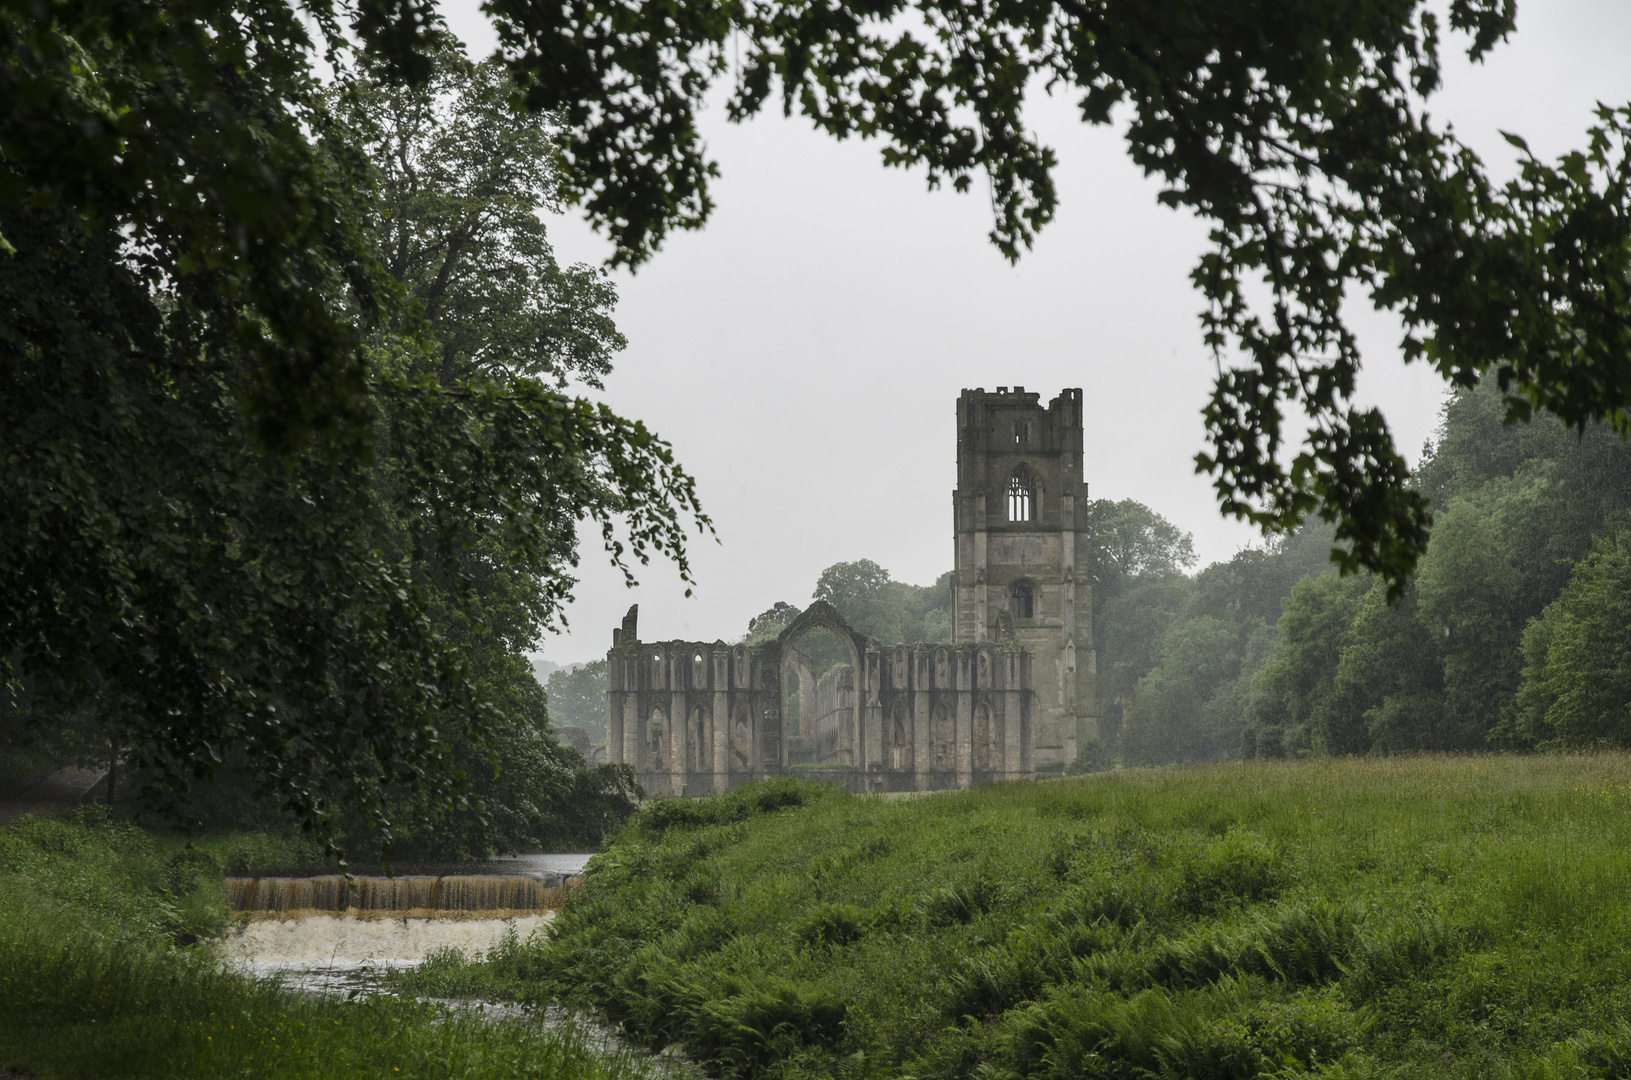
left=442, top=1, right=1631, bottom=667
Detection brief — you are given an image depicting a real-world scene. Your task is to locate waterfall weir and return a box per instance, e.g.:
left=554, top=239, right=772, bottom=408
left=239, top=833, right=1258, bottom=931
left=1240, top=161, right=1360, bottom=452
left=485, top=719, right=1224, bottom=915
left=226, top=873, right=579, bottom=919
left=216, top=856, right=593, bottom=991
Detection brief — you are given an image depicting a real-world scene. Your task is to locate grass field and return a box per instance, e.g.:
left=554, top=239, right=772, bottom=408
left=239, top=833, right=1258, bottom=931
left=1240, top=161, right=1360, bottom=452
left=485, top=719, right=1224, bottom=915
left=0, top=808, right=670, bottom=1080
left=407, top=755, right=1631, bottom=1080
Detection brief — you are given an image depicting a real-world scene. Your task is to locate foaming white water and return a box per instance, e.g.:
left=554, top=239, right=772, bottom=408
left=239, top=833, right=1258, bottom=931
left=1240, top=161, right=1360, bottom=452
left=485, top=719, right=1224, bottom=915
left=218, top=913, right=552, bottom=991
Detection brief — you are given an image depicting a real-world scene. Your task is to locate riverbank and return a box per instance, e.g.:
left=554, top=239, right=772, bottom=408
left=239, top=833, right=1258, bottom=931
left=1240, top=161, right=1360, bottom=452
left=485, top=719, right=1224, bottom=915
left=0, top=765, right=107, bottom=825
left=0, top=808, right=659, bottom=1080
left=414, top=758, right=1631, bottom=1080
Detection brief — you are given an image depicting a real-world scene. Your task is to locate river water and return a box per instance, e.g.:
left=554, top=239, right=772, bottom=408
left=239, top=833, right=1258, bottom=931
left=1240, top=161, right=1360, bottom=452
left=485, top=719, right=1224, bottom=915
left=217, top=853, right=594, bottom=995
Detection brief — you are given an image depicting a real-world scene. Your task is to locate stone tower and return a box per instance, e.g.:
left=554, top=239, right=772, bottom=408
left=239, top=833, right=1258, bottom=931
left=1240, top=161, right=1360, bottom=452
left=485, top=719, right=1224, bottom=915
left=951, top=387, right=1095, bottom=772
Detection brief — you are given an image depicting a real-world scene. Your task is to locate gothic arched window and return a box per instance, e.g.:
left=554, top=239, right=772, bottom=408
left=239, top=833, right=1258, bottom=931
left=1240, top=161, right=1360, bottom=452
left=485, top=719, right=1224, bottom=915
left=1012, top=580, right=1034, bottom=619
left=890, top=701, right=911, bottom=771
left=648, top=710, right=665, bottom=770
left=975, top=703, right=995, bottom=771
left=1007, top=466, right=1036, bottom=522
left=691, top=707, right=707, bottom=771
left=732, top=704, right=752, bottom=770
left=931, top=706, right=954, bottom=770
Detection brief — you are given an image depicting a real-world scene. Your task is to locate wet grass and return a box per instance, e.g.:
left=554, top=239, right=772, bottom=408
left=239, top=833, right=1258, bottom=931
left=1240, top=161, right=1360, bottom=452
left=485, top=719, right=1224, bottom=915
left=0, top=928, right=662, bottom=1080
left=0, top=809, right=672, bottom=1080
left=408, top=756, right=1631, bottom=1080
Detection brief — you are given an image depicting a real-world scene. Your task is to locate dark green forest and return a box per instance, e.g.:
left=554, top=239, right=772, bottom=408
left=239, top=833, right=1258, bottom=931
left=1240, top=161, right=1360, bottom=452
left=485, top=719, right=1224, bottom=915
left=1102, top=381, right=1631, bottom=767
left=2, top=44, right=664, bottom=860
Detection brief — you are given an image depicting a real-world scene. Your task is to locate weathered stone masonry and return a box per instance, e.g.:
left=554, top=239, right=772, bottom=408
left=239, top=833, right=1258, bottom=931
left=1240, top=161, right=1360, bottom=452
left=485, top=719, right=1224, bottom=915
left=604, top=602, right=1034, bottom=795
left=604, top=387, right=1094, bottom=795
left=952, top=386, right=1097, bottom=774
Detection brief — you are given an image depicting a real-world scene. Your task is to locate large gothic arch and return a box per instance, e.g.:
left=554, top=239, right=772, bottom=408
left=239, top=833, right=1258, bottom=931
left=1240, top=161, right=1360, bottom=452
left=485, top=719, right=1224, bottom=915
left=776, top=601, right=866, bottom=771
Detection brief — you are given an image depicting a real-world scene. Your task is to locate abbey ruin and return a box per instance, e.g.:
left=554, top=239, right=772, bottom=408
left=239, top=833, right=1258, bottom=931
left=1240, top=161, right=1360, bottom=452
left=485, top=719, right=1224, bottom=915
left=605, top=387, right=1097, bottom=794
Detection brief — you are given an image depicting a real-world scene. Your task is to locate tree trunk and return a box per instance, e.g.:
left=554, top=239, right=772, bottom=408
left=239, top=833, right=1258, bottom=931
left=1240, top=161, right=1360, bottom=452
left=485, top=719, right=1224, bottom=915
left=105, top=733, right=119, bottom=806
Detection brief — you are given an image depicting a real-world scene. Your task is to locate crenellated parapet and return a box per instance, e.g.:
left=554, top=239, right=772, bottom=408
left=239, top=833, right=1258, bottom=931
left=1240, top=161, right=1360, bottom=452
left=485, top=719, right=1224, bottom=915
left=605, top=601, right=1034, bottom=796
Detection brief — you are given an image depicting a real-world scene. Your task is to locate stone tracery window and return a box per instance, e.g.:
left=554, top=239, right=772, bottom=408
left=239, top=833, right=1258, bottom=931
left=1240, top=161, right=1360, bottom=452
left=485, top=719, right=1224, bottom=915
left=974, top=703, right=995, bottom=771
left=1012, top=580, right=1034, bottom=619
left=931, top=705, right=953, bottom=770
left=648, top=709, right=665, bottom=770
left=732, top=704, right=751, bottom=770
left=1007, top=466, right=1036, bottom=522
left=691, top=707, right=707, bottom=771
left=890, top=700, right=912, bottom=771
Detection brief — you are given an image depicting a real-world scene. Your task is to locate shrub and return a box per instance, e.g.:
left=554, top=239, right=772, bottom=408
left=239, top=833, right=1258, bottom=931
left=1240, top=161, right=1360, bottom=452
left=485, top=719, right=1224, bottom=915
left=1561, top=1021, right=1631, bottom=1078
left=1177, top=826, right=1282, bottom=913
left=1184, top=985, right=1360, bottom=1077
left=918, top=879, right=1002, bottom=928
left=794, top=904, right=868, bottom=950
left=687, top=975, right=847, bottom=1074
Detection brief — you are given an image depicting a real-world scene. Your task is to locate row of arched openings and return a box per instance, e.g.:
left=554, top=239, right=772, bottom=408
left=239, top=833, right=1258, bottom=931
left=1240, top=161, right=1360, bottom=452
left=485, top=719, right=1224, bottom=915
left=649, top=701, right=1002, bottom=774
left=888, top=701, right=1001, bottom=772
left=642, top=705, right=749, bottom=772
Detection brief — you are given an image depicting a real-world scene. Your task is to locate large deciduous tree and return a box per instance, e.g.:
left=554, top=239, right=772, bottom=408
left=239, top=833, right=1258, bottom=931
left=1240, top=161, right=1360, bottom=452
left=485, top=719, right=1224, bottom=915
left=334, top=44, right=626, bottom=389
left=320, top=44, right=651, bottom=857
left=811, top=562, right=953, bottom=644
left=1, top=10, right=701, bottom=857
left=1085, top=499, right=1199, bottom=584
left=543, top=661, right=610, bottom=745
left=474, top=0, right=1630, bottom=595
left=11, top=1, right=1631, bottom=599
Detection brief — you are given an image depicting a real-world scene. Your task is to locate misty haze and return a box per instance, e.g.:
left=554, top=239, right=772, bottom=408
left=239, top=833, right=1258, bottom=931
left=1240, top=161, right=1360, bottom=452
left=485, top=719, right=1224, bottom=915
left=6, top=1, right=1631, bottom=1077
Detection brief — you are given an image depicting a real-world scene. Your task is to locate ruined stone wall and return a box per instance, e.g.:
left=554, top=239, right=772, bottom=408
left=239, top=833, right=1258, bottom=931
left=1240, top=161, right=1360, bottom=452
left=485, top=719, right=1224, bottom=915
left=603, top=609, right=783, bottom=797
left=605, top=603, right=1036, bottom=796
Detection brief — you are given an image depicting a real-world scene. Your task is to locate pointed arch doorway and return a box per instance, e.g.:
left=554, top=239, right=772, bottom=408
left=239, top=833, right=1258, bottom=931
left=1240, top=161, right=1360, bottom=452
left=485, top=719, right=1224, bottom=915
left=777, top=602, right=866, bottom=772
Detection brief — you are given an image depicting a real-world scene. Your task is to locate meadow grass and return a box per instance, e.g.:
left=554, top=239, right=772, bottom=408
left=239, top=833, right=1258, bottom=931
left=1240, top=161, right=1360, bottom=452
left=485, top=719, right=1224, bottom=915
left=0, top=808, right=673, bottom=1080
left=411, top=755, right=1631, bottom=1080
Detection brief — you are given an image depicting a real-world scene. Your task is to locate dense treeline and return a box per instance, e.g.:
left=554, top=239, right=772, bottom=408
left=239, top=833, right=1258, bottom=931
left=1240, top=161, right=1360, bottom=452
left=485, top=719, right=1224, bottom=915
left=1091, top=516, right=1335, bottom=768
left=1097, top=382, right=1631, bottom=767
left=2, top=44, right=655, bottom=859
